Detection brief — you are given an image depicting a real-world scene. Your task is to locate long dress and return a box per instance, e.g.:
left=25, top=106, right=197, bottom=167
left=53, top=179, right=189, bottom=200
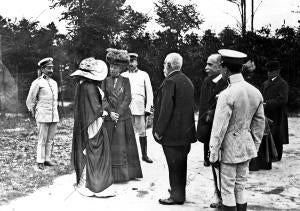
left=102, top=76, right=143, bottom=183
left=249, top=118, right=278, bottom=171
left=71, top=80, right=113, bottom=193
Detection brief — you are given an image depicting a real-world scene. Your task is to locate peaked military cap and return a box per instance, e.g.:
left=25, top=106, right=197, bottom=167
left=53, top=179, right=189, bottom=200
left=38, top=57, right=54, bottom=67
left=218, top=49, right=247, bottom=65
left=129, top=53, right=138, bottom=61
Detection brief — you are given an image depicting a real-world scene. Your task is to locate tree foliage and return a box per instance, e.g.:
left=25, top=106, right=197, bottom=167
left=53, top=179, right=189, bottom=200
left=1, top=1, right=300, bottom=111
left=154, top=0, right=203, bottom=36
left=49, top=0, right=149, bottom=60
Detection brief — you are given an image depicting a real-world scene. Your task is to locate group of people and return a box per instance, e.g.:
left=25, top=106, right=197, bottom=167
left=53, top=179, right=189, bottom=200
left=70, top=49, right=156, bottom=196
left=26, top=47, right=289, bottom=211
left=196, top=51, right=289, bottom=210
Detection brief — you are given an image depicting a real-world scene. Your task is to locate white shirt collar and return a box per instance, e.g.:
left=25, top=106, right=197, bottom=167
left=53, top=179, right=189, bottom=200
left=272, top=76, right=278, bottom=81
left=168, top=70, right=180, bottom=77
left=228, top=73, right=244, bottom=84
left=212, top=74, right=222, bottom=83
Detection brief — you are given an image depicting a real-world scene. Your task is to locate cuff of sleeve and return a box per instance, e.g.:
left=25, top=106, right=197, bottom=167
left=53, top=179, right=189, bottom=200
left=209, top=151, right=218, bottom=163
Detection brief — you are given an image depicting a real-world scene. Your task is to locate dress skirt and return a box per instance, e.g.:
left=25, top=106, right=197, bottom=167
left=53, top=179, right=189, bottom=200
left=249, top=118, right=278, bottom=171
left=85, top=126, right=113, bottom=192
left=105, top=118, right=143, bottom=183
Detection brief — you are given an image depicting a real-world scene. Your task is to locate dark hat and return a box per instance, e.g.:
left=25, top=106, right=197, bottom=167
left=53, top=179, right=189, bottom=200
left=129, top=53, right=138, bottom=61
left=106, top=48, right=130, bottom=65
left=38, top=57, right=54, bottom=68
left=265, top=60, right=281, bottom=72
left=218, top=49, right=247, bottom=65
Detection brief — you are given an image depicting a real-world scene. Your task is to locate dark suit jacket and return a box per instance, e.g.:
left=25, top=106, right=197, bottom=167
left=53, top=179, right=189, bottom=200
left=153, top=71, right=196, bottom=146
left=102, top=76, right=132, bottom=121
left=196, top=75, right=227, bottom=142
left=262, top=76, right=289, bottom=145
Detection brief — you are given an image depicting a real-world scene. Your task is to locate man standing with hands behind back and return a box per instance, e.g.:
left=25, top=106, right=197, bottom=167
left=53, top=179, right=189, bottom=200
left=153, top=53, right=196, bottom=205
left=262, top=60, right=289, bottom=161
left=26, top=57, right=59, bottom=170
left=121, top=53, right=153, bottom=163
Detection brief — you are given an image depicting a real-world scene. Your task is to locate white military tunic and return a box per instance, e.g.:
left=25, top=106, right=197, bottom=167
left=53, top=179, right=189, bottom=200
left=26, top=74, right=59, bottom=123
left=121, top=69, right=153, bottom=115
left=26, top=74, right=59, bottom=163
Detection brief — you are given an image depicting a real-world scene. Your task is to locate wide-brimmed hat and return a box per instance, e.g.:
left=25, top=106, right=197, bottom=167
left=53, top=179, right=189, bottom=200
left=218, top=49, right=247, bottom=65
left=265, top=60, right=281, bottom=72
left=106, top=48, right=130, bottom=65
left=70, top=57, right=108, bottom=81
left=38, top=57, right=54, bottom=68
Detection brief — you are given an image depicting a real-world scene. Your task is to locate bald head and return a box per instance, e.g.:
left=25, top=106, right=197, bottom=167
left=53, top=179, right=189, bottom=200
left=205, top=54, right=222, bottom=76
left=163, top=53, right=183, bottom=77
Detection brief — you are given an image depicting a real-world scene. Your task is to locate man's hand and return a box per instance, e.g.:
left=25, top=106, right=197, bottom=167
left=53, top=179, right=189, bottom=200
left=209, top=151, right=220, bottom=168
left=205, top=110, right=214, bottom=123
left=110, top=112, right=119, bottom=122
left=211, top=160, right=220, bottom=168
left=154, top=132, right=162, bottom=141
left=209, top=151, right=218, bottom=163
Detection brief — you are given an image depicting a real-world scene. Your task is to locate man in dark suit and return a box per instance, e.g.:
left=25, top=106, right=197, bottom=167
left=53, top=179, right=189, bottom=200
left=262, top=60, right=289, bottom=161
left=197, top=54, right=227, bottom=167
left=153, top=53, right=196, bottom=205
left=197, top=53, right=227, bottom=208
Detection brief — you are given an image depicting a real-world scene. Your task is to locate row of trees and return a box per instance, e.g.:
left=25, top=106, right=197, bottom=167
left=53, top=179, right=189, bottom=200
left=1, top=0, right=300, bottom=112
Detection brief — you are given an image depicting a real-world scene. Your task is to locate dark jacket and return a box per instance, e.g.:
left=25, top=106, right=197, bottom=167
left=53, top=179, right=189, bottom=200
left=196, top=75, right=227, bottom=142
left=102, top=76, right=132, bottom=121
left=153, top=71, right=196, bottom=146
left=262, top=76, right=289, bottom=145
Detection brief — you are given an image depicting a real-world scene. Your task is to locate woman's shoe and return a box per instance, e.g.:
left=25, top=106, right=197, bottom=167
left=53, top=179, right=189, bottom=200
left=76, top=187, right=95, bottom=197
left=210, top=201, right=222, bottom=208
left=94, top=186, right=116, bottom=198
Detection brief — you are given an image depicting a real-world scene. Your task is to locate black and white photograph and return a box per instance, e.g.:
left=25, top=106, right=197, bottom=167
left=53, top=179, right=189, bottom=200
left=0, top=0, right=299, bottom=210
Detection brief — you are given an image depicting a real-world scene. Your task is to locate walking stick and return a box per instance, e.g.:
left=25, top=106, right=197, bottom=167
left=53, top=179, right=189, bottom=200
left=211, top=150, right=222, bottom=207
left=212, top=165, right=221, bottom=199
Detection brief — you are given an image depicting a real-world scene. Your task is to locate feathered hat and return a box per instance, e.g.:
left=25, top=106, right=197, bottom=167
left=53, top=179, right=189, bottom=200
left=106, top=48, right=130, bottom=65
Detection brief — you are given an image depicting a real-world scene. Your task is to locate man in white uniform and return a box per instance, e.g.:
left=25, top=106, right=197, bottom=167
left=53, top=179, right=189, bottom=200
left=121, top=53, right=153, bottom=163
left=26, top=57, right=59, bottom=170
left=209, top=50, right=265, bottom=211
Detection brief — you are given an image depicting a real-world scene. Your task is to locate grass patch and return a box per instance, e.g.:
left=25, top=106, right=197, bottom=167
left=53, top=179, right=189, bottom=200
left=0, top=116, right=74, bottom=205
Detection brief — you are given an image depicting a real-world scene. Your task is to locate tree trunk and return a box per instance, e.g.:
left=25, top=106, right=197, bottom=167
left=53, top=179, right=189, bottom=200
left=251, top=0, right=254, bottom=32
left=241, top=0, right=246, bottom=36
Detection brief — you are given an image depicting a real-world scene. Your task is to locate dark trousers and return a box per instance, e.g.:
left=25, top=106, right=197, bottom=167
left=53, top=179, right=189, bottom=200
left=162, top=144, right=191, bottom=202
left=274, top=140, right=283, bottom=161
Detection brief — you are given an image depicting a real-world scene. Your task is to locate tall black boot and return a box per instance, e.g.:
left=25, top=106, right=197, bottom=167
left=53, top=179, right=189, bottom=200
left=236, top=203, right=247, bottom=211
left=222, top=205, right=237, bottom=211
left=139, top=136, right=153, bottom=163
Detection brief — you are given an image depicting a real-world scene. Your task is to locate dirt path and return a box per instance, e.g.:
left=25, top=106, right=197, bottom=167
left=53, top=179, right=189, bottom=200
left=1, top=118, right=300, bottom=211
